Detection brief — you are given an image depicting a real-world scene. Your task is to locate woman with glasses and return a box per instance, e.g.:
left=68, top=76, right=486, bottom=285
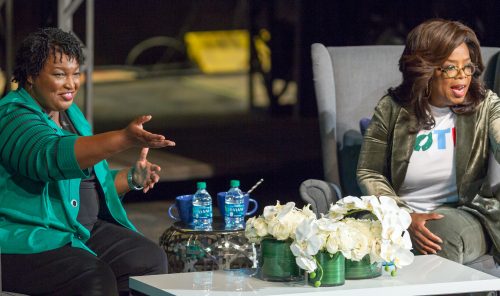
left=357, top=19, right=499, bottom=265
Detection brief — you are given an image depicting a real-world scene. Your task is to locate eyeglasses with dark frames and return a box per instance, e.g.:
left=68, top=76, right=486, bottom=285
left=437, top=64, right=476, bottom=78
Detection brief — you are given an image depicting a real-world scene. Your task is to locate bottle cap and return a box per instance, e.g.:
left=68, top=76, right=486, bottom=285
left=230, top=180, right=240, bottom=187
left=197, top=181, right=206, bottom=189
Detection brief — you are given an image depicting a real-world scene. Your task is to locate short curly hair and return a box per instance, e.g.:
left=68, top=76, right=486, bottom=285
left=12, top=27, right=84, bottom=87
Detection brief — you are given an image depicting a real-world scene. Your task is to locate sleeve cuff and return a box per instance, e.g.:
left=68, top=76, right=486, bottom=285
left=57, top=135, right=89, bottom=179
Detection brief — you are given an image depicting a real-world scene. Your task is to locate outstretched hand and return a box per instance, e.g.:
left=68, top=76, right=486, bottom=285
left=132, top=147, right=161, bottom=193
left=124, top=115, right=175, bottom=148
left=409, top=212, right=444, bottom=254
left=74, top=115, right=175, bottom=172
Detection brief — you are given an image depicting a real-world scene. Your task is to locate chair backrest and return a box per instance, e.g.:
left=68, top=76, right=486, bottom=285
left=312, top=44, right=404, bottom=185
left=311, top=43, right=500, bottom=186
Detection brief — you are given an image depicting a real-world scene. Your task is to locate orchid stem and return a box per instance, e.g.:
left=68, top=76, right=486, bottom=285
left=314, top=256, right=323, bottom=282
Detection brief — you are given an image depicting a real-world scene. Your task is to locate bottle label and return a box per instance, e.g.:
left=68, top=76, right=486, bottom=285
left=193, top=205, right=212, bottom=218
left=225, top=204, right=245, bottom=217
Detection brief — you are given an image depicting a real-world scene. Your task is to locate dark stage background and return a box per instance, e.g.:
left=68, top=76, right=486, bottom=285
left=5, top=0, right=500, bottom=116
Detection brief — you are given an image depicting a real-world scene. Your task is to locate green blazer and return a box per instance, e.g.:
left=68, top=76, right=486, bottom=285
left=0, top=88, right=136, bottom=254
left=357, top=90, right=500, bottom=261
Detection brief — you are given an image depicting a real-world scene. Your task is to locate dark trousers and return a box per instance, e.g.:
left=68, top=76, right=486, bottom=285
left=2, top=220, right=167, bottom=296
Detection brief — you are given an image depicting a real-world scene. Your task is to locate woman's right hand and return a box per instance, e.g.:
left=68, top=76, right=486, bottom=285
left=123, top=115, right=175, bottom=148
left=75, top=115, right=175, bottom=169
left=409, top=212, right=444, bottom=255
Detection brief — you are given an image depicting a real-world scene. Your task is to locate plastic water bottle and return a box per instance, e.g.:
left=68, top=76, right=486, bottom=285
left=224, top=180, right=245, bottom=230
left=192, top=181, right=213, bottom=230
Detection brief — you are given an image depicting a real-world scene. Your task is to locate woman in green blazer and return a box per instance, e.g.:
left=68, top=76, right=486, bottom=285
left=1, top=28, right=175, bottom=295
left=357, top=19, right=500, bottom=265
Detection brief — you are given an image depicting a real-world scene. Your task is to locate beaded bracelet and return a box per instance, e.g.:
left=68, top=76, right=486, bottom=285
left=127, top=167, right=144, bottom=190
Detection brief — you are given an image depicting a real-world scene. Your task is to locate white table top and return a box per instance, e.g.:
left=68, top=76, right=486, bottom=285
left=130, top=255, right=500, bottom=296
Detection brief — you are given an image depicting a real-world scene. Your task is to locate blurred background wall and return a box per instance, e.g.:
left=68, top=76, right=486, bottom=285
left=3, top=0, right=500, bottom=112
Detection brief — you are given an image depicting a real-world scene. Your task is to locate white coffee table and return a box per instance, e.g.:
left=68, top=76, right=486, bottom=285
left=130, top=255, right=500, bottom=295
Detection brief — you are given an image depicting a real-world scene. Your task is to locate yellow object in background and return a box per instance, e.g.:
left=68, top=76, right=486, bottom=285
left=254, top=29, right=271, bottom=73
left=0, top=70, right=18, bottom=93
left=185, top=30, right=250, bottom=74
left=0, top=70, right=5, bottom=94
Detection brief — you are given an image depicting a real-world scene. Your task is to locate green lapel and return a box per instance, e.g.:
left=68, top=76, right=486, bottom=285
left=66, top=104, right=92, bottom=136
left=391, top=106, right=417, bottom=192
left=455, top=113, right=477, bottom=196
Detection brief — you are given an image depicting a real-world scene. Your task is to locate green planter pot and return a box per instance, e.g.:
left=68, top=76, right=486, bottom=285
left=260, top=238, right=302, bottom=282
left=345, top=255, right=382, bottom=279
left=309, top=251, right=345, bottom=287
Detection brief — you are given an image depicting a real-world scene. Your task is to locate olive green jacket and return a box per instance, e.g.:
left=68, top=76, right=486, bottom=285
left=357, top=90, right=500, bottom=261
left=0, top=88, right=136, bottom=254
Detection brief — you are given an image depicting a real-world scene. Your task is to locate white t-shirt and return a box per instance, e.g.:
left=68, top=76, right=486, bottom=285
left=398, top=105, right=458, bottom=213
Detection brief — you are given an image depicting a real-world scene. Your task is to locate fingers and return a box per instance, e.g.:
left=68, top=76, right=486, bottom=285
left=140, top=163, right=161, bottom=194
left=151, top=164, right=161, bottom=172
left=413, top=236, right=430, bottom=255
left=420, top=225, right=443, bottom=244
left=426, top=213, right=444, bottom=220
left=141, top=130, right=176, bottom=147
left=139, top=147, right=149, bottom=162
left=142, top=173, right=159, bottom=193
left=413, top=229, right=442, bottom=254
left=151, top=139, right=176, bottom=148
left=128, top=116, right=176, bottom=148
left=142, top=130, right=165, bottom=141
left=152, top=172, right=160, bottom=183
left=409, top=212, right=444, bottom=254
left=419, top=213, right=444, bottom=244
left=135, top=115, right=152, bottom=125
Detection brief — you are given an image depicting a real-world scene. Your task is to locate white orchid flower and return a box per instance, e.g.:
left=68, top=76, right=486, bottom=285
left=291, top=219, right=322, bottom=256
left=267, top=218, right=292, bottom=240
left=295, top=256, right=317, bottom=273
left=363, top=196, right=384, bottom=220
left=396, top=208, right=412, bottom=230
left=401, top=231, right=413, bottom=250
left=263, top=201, right=282, bottom=221
left=276, top=202, right=296, bottom=221
left=253, top=217, right=269, bottom=237
left=301, top=204, right=317, bottom=219
left=339, top=195, right=367, bottom=211
left=290, top=218, right=323, bottom=273
left=325, top=232, right=341, bottom=255
left=319, top=194, right=414, bottom=272
left=392, top=247, right=415, bottom=268
left=379, top=196, right=400, bottom=212
left=360, top=195, right=379, bottom=211
left=327, top=203, right=348, bottom=221
left=244, top=217, right=262, bottom=243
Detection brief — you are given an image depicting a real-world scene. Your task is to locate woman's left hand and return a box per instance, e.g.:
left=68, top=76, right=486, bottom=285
left=132, top=147, right=161, bottom=193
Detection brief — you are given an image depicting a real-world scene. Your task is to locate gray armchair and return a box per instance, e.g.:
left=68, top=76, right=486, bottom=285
left=311, top=43, right=500, bottom=195
left=310, top=43, right=500, bottom=277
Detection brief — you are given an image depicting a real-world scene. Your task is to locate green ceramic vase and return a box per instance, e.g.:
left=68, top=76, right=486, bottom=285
left=260, top=238, right=302, bottom=281
left=345, top=254, right=382, bottom=279
left=309, top=251, right=345, bottom=287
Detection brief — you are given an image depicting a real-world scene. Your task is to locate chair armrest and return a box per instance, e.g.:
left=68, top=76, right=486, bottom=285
left=299, top=179, right=342, bottom=217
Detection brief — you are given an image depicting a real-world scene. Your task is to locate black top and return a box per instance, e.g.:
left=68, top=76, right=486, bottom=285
left=59, top=111, right=102, bottom=231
